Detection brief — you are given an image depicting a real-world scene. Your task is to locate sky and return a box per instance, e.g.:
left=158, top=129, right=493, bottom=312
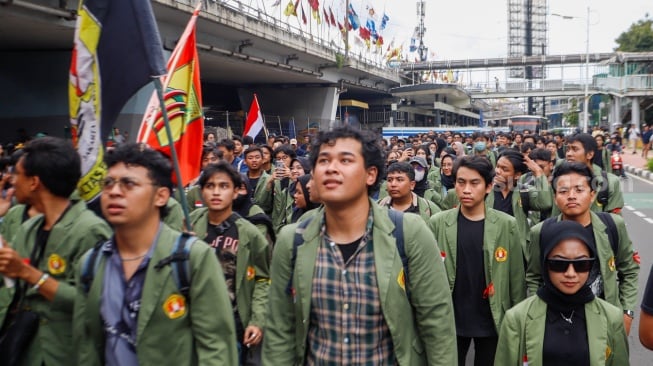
left=385, top=0, right=652, bottom=59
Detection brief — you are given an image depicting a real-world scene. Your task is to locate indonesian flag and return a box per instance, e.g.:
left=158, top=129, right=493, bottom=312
left=244, top=94, right=264, bottom=139
left=137, top=2, right=204, bottom=187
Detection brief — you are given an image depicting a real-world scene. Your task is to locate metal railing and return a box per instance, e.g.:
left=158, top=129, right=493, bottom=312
left=195, top=0, right=391, bottom=70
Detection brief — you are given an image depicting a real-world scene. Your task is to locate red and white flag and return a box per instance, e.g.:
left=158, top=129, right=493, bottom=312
left=244, top=94, right=264, bottom=139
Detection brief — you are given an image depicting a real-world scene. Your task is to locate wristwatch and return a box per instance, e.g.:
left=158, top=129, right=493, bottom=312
left=624, top=310, right=635, bottom=319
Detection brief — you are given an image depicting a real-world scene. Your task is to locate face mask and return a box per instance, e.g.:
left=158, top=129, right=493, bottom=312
left=414, top=170, right=425, bottom=182
left=474, top=142, right=486, bottom=152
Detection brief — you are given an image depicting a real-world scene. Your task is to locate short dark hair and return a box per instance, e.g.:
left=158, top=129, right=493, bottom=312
left=217, top=138, right=235, bottom=152
left=529, top=148, right=552, bottom=162
left=232, top=135, right=243, bottom=143
left=273, top=145, right=296, bottom=159
left=243, top=135, right=254, bottom=145
left=567, top=133, right=597, bottom=156
left=551, top=161, right=595, bottom=193
left=104, top=143, right=173, bottom=193
left=201, top=145, right=220, bottom=160
left=243, top=145, right=263, bottom=158
left=386, top=162, right=415, bottom=181
left=471, top=132, right=489, bottom=141
left=21, top=137, right=81, bottom=198
left=499, top=149, right=528, bottom=174
left=260, top=144, right=273, bottom=157
left=453, top=155, right=494, bottom=186
left=520, top=142, right=535, bottom=154
left=199, top=161, right=242, bottom=189
left=310, top=126, right=384, bottom=195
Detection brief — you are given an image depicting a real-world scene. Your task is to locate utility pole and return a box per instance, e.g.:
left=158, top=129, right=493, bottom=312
left=582, top=6, right=590, bottom=133
left=416, top=1, right=428, bottom=62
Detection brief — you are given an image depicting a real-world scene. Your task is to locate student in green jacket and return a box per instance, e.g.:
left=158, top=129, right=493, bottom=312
left=428, top=155, right=526, bottom=366
left=73, top=143, right=237, bottom=366
left=526, top=162, right=639, bottom=335
left=263, top=126, right=457, bottom=365
left=495, top=220, right=629, bottom=366
left=378, top=161, right=440, bottom=223
left=0, top=137, right=112, bottom=366
left=189, top=161, right=270, bottom=364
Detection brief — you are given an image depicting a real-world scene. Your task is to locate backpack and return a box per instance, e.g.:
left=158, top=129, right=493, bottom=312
left=285, top=209, right=410, bottom=299
left=540, top=212, right=618, bottom=256
left=80, top=233, right=197, bottom=300
left=596, top=170, right=610, bottom=211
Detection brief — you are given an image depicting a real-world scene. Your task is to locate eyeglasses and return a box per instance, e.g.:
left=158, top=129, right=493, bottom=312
left=101, top=177, right=155, bottom=192
left=546, top=258, right=595, bottom=273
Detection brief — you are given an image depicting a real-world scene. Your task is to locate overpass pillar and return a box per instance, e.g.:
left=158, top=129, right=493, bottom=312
left=612, top=96, right=621, bottom=131
left=631, top=96, right=641, bottom=127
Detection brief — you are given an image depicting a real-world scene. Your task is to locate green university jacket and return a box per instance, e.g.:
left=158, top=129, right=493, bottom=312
left=525, top=212, right=639, bottom=311
left=189, top=209, right=271, bottom=329
left=0, top=199, right=112, bottom=366
left=428, top=206, right=526, bottom=332
left=73, top=224, right=238, bottom=366
left=494, top=296, right=629, bottom=366
left=263, top=202, right=457, bottom=366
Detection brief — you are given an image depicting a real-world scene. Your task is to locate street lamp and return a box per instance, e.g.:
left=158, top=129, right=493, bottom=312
left=551, top=7, right=591, bottom=133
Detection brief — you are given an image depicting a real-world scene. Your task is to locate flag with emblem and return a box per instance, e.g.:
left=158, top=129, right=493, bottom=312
left=69, top=0, right=166, bottom=203
left=137, top=2, right=204, bottom=187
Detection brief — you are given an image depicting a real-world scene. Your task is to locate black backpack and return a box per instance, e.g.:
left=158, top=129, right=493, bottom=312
left=540, top=212, right=619, bottom=256
left=80, top=233, right=197, bottom=300
left=285, top=209, right=411, bottom=299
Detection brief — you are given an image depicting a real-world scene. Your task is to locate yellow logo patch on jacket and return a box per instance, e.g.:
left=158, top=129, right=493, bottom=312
left=397, top=268, right=406, bottom=291
left=48, top=254, right=66, bottom=275
left=494, top=247, right=507, bottom=262
left=247, top=266, right=256, bottom=281
left=163, top=294, right=187, bottom=319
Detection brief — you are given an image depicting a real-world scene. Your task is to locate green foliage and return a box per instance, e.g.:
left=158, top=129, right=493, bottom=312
left=335, top=53, right=345, bottom=69
left=615, top=17, right=653, bottom=52
left=565, top=98, right=579, bottom=127
left=648, top=158, right=653, bottom=172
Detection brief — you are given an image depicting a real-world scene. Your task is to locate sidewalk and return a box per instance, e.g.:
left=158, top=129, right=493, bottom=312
left=622, top=147, right=653, bottom=180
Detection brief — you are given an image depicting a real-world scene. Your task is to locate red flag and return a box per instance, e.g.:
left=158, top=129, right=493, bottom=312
left=329, top=7, right=337, bottom=26
left=301, top=4, right=307, bottom=24
left=138, top=3, right=204, bottom=187
left=244, top=95, right=264, bottom=139
left=323, top=7, right=329, bottom=26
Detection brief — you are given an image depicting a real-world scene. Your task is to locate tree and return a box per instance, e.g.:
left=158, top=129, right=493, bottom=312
left=615, top=15, right=653, bottom=52
left=565, top=98, right=579, bottom=127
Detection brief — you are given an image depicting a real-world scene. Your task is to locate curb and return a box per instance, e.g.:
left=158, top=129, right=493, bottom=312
left=625, top=164, right=653, bottom=181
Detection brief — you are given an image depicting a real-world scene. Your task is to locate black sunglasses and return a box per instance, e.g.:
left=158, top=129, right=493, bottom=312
left=547, top=258, right=595, bottom=273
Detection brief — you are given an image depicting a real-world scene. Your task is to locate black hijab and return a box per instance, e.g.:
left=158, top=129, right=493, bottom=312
left=537, top=220, right=598, bottom=311
left=291, top=174, right=320, bottom=223
left=440, top=154, right=456, bottom=190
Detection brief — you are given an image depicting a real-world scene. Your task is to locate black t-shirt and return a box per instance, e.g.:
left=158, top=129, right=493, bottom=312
left=493, top=190, right=514, bottom=217
left=203, top=216, right=244, bottom=339
left=542, top=307, right=590, bottom=366
left=248, top=177, right=260, bottom=198
left=452, top=212, right=496, bottom=337
left=592, top=150, right=604, bottom=170
left=337, top=237, right=362, bottom=264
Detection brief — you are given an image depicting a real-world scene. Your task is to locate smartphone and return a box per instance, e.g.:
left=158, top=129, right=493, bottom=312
left=274, top=160, right=286, bottom=171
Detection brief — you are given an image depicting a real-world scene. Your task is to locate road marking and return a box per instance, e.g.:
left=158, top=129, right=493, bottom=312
left=646, top=218, right=653, bottom=224
left=635, top=211, right=646, bottom=218
left=627, top=173, right=653, bottom=186
left=625, top=205, right=635, bottom=211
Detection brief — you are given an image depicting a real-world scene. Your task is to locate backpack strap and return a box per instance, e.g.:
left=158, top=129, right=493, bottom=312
left=80, top=240, right=109, bottom=294
left=518, top=172, right=535, bottom=216
left=597, top=170, right=610, bottom=211
left=387, top=209, right=410, bottom=300
left=285, top=217, right=314, bottom=297
left=596, top=212, right=619, bottom=256
left=154, top=233, right=197, bottom=300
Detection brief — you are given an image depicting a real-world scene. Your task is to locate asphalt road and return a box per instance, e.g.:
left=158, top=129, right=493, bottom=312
left=622, top=173, right=653, bottom=365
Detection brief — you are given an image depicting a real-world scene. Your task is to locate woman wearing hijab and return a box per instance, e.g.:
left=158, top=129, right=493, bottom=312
left=494, top=220, right=629, bottom=366
left=452, top=141, right=467, bottom=158
left=290, top=174, right=321, bottom=223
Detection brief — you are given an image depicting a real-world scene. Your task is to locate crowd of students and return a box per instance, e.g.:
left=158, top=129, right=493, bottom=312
left=0, top=125, right=651, bottom=365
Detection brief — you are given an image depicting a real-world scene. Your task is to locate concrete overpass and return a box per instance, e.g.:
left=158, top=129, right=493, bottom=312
left=0, top=0, right=406, bottom=137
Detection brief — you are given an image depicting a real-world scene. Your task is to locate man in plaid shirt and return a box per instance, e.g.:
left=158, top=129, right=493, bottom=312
left=263, top=126, right=457, bottom=365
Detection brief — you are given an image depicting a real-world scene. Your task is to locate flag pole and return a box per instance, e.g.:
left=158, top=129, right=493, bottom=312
left=154, top=77, right=192, bottom=230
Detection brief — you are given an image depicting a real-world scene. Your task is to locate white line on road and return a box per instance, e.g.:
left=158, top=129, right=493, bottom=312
left=646, top=218, right=653, bottom=224
left=627, top=173, right=653, bottom=186
left=635, top=211, right=646, bottom=218
left=625, top=205, right=635, bottom=211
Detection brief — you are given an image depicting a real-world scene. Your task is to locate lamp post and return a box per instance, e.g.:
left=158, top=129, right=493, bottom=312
left=551, top=7, right=591, bottom=132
